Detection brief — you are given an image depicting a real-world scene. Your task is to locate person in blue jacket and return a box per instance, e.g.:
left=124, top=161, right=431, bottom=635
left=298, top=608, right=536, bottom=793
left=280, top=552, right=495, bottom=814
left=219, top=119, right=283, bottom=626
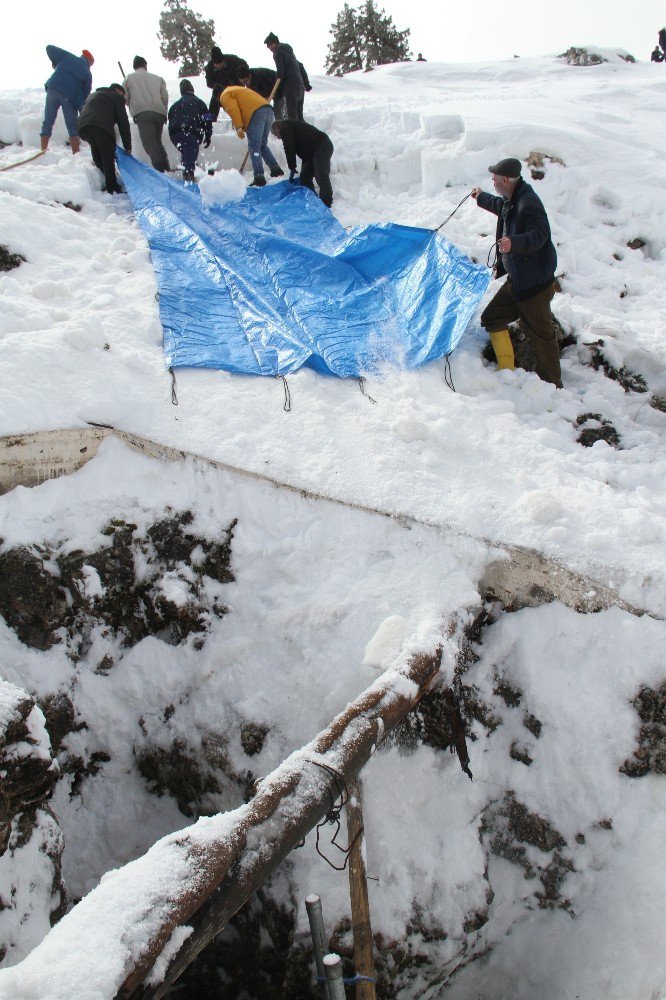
left=167, top=80, right=212, bottom=182
left=471, top=157, right=562, bottom=387
left=40, top=45, right=94, bottom=154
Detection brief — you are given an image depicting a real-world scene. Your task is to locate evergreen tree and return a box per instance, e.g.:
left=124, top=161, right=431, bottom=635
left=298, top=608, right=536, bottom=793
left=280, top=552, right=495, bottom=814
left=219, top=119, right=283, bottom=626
left=326, top=0, right=411, bottom=76
left=325, top=4, right=365, bottom=75
left=157, top=0, right=215, bottom=77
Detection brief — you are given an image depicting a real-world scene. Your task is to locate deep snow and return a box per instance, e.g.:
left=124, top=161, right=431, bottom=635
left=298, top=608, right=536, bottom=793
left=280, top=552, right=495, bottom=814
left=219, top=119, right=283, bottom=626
left=0, top=49, right=664, bottom=1000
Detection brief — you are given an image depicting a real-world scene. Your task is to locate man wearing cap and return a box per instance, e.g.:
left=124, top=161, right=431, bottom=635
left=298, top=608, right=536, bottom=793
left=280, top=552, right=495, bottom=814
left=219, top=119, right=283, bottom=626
left=205, top=47, right=250, bottom=121
left=471, top=157, right=562, bottom=387
left=40, top=45, right=94, bottom=153
left=168, top=80, right=212, bottom=182
left=264, top=33, right=305, bottom=121
left=78, top=84, right=131, bottom=194
left=122, top=57, right=170, bottom=173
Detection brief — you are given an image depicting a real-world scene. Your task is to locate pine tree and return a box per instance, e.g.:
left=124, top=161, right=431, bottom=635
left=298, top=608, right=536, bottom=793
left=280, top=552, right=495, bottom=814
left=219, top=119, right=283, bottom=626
left=325, top=0, right=411, bottom=76
left=325, top=4, right=365, bottom=75
left=157, top=0, right=215, bottom=77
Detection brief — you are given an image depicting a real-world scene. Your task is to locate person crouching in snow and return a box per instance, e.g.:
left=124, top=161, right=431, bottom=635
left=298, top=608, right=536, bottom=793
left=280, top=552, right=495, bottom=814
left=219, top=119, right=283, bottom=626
left=219, top=85, right=283, bottom=187
left=168, top=80, right=212, bottom=182
left=78, top=84, right=131, bottom=194
left=271, top=119, right=334, bottom=208
left=471, top=157, right=562, bottom=388
left=40, top=45, right=94, bottom=153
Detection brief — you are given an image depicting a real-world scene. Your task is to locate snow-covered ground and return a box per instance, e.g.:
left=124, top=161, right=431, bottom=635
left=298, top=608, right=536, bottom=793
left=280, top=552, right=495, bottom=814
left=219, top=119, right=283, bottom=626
left=0, top=50, right=664, bottom=999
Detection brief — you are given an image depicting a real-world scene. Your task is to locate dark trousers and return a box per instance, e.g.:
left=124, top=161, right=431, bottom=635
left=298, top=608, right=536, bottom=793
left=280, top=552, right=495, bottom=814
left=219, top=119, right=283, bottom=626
left=134, top=111, right=169, bottom=172
left=79, top=125, right=121, bottom=193
left=169, top=130, right=200, bottom=172
left=208, top=92, right=221, bottom=122
left=480, top=278, right=562, bottom=386
left=282, top=78, right=304, bottom=121
left=300, top=139, right=334, bottom=208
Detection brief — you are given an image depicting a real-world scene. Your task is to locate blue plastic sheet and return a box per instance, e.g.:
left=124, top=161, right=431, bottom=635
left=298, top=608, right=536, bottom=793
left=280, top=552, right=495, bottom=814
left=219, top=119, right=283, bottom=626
left=117, top=149, right=490, bottom=377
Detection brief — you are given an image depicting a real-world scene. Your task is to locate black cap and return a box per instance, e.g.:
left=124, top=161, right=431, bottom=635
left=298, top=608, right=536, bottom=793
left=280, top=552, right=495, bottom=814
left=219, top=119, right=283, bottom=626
left=133, top=55, right=147, bottom=70
left=488, top=157, right=522, bottom=178
left=211, top=46, right=223, bottom=62
left=179, top=79, right=194, bottom=94
left=264, top=32, right=279, bottom=45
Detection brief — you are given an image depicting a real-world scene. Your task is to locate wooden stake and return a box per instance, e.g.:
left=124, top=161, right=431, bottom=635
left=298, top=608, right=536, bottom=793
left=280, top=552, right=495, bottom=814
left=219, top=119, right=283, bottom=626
left=306, top=894, right=330, bottom=1000
left=346, top=776, right=376, bottom=999
left=323, top=953, right=347, bottom=1000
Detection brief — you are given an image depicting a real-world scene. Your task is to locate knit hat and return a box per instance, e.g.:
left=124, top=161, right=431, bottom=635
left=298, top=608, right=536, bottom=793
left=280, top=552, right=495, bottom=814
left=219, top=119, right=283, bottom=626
left=82, top=50, right=94, bottom=64
left=264, top=32, right=279, bottom=46
left=488, top=157, right=522, bottom=178
left=180, top=79, right=194, bottom=94
left=211, top=46, right=223, bottom=62
left=133, top=55, right=148, bottom=70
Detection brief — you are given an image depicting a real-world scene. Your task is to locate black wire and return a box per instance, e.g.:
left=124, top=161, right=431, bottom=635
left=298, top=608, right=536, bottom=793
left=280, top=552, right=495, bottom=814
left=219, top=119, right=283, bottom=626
left=276, top=374, right=291, bottom=411
left=303, top=758, right=363, bottom=871
left=358, top=377, right=377, bottom=404
left=443, top=354, right=456, bottom=392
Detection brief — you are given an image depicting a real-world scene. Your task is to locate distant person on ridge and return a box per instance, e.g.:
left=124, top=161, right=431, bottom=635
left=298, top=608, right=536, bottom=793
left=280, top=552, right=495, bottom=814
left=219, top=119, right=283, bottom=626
left=168, top=80, right=212, bottom=182
left=264, top=32, right=306, bottom=121
left=122, top=56, right=170, bottom=173
left=220, top=85, right=284, bottom=187
left=40, top=45, right=94, bottom=153
left=205, top=47, right=250, bottom=122
left=271, top=119, right=334, bottom=208
left=651, top=45, right=664, bottom=62
left=471, top=157, right=562, bottom=387
left=659, top=27, right=666, bottom=57
left=78, top=83, right=131, bottom=194
left=416, top=53, right=427, bottom=61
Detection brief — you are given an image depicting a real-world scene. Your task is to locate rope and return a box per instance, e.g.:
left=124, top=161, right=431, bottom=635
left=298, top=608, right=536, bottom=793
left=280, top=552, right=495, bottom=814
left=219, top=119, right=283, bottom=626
left=276, top=374, right=291, bottom=411
left=358, top=377, right=377, bottom=404
left=0, top=150, right=46, bottom=172
left=169, top=367, right=178, bottom=406
left=435, top=192, right=472, bottom=231
left=317, top=975, right=378, bottom=985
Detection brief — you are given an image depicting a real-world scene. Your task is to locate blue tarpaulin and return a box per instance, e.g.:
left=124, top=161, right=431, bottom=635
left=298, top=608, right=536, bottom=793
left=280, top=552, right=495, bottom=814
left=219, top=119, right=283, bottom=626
left=117, top=149, right=490, bottom=378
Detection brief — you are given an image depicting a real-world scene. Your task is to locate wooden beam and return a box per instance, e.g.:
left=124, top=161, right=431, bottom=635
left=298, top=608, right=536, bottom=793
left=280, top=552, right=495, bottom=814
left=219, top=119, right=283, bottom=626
left=117, top=646, right=443, bottom=998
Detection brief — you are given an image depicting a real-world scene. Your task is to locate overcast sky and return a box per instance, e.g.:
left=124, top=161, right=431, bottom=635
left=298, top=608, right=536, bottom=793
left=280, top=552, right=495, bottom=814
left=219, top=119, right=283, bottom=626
left=3, top=0, right=664, bottom=91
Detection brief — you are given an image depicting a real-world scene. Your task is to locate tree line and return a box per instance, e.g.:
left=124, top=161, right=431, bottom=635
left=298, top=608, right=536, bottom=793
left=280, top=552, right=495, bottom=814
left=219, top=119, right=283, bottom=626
left=157, top=0, right=411, bottom=77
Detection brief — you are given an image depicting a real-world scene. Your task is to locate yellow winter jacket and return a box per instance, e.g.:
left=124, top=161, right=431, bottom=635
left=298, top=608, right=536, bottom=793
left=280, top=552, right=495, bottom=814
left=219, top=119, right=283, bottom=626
left=220, top=86, right=269, bottom=130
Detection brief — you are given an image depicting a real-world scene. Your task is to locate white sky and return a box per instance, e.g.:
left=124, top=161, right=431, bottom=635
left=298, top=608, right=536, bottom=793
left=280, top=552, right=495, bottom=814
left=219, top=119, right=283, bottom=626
left=3, top=0, right=665, bottom=91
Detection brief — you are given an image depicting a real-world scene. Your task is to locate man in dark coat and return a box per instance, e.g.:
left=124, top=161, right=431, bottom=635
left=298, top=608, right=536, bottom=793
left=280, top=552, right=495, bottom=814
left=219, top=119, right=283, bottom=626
left=651, top=45, right=665, bottom=62
left=239, top=67, right=277, bottom=100
left=168, top=80, right=212, bottom=181
left=264, top=33, right=305, bottom=121
left=205, top=46, right=250, bottom=121
left=40, top=45, right=94, bottom=153
left=78, top=84, right=131, bottom=194
left=659, top=28, right=666, bottom=56
left=271, top=119, right=334, bottom=208
left=471, top=157, right=562, bottom=387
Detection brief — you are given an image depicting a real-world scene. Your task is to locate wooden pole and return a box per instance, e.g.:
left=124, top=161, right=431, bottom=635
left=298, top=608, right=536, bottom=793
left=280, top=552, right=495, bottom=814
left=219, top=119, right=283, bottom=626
left=346, top=777, right=376, bottom=1000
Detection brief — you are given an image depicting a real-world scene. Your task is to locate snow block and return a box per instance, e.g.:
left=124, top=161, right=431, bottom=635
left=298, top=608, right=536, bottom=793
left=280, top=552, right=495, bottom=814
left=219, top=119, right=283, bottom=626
left=420, top=112, right=465, bottom=140
left=117, top=149, right=490, bottom=378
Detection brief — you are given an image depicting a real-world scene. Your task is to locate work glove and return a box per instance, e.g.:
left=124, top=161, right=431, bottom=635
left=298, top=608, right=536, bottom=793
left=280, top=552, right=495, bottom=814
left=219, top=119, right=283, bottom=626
left=203, top=138, right=211, bottom=148
left=236, top=128, right=245, bottom=139
left=289, top=170, right=299, bottom=183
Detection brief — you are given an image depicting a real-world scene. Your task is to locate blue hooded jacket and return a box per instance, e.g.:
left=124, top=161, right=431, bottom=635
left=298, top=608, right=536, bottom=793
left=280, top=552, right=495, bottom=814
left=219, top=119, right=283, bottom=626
left=45, top=45, right=92, bottom=111
left=167, top=92, right=212, bottom=142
